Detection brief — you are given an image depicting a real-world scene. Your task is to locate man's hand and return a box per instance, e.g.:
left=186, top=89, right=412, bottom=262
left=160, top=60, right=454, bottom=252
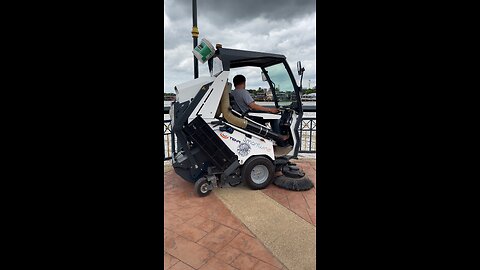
left=269, top=108, right=280, bottom=114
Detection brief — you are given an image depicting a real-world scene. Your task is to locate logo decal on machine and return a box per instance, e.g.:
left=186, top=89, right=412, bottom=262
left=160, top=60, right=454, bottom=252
left=237, top=143, right=251, bottom=157
left=220, top=132, right=241, bottom=143
left=219, top=132, right=229, bottom=139
left=243, top=137, right=270, bottom=151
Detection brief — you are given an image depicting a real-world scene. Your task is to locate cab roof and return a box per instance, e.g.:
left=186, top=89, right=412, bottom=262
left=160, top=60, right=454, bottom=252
left=216, top=47, right=286, bottom=70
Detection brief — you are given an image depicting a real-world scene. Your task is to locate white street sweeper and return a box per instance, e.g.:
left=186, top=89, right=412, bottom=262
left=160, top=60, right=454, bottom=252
left=169, top=39, right=313, bottom=196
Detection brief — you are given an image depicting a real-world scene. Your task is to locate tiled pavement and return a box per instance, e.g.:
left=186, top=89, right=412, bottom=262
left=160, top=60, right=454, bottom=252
left=164, top=159, right=316, bottom=270
left=262, top=160, right=317, bottom=227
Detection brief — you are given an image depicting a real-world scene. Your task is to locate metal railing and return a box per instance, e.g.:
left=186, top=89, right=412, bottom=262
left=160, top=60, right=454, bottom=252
left=163, top=118, right=316, bottom=160
left=164, top=105, right=317, bottom=114
left=298, top=118, right=316, bottom=153
left=163, top=120, right=174, bottom=161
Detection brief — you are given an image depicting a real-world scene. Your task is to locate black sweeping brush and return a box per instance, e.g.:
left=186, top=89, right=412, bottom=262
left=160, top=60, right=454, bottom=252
left=273, top=175, right=314, bottom=191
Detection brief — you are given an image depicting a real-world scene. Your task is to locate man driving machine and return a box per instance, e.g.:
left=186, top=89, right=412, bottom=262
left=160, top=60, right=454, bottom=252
left=231, top=75, right=279, bottom=114
left=231, top=75, right=287, bottom=140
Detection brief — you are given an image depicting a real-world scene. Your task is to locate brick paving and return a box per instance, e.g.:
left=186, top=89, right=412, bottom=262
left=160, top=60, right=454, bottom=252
left=164, top=169, right=286, bottom=270
left=164, top=159, right=316, bottom=269
left=262, top=160, right=317, bottom=226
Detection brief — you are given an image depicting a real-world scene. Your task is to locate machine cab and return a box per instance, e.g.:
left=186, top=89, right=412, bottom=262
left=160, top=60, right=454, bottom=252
left=212, top=47, right=303, bottom=116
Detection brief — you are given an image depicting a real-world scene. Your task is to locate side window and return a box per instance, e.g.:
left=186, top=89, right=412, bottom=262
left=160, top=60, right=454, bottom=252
left=229, top=67, right=274, bottom=106
left=264, top=63, right=296, bottom=105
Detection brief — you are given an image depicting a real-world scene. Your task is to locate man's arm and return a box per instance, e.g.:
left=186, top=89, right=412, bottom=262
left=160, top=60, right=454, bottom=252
left=248, top=102, right=279, bottom=113
left=242, top=90, right=279, bottom=113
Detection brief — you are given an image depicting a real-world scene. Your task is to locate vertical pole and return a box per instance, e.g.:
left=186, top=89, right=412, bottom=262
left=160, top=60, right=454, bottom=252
left=192, top=0, right=199, bottom=79
left=171, top=122, right=176, bottom=159
left=309, top=120, right=313, bottom=152
left=166, top=128, right=169, bottom=159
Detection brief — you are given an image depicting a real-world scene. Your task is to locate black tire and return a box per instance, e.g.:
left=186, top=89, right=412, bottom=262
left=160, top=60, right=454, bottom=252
left=282, top=165, right=306, bottom=178
left=194, top=177, right=211, bottom=197
left=242, top=156, right=275, bottom=190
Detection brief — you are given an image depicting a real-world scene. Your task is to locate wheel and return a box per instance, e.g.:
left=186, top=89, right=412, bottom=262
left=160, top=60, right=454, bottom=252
left=241, top=156, right=275, bottom=190
left=282, top=165, right=306, bottom=178
left=194, top=177, right=211, bottom=197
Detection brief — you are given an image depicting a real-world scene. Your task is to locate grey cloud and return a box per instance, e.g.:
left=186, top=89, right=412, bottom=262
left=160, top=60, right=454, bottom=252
left=166, top=0, right=315, bottom=25
left=164, top=0, right=316, bottom=93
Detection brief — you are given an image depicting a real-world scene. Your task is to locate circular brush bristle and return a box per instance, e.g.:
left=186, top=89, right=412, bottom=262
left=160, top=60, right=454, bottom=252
left=273, top=175, right=314, bottom=191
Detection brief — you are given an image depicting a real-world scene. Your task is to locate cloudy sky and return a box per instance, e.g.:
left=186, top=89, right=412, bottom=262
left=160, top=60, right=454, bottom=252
left=164, top=0, right=316, bottom=93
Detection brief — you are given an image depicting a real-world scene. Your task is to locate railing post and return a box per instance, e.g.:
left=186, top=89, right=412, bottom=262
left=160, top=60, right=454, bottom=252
left=171, top=124, right=175, bottom=160
left=309, top=120, right=313, bottom=152
left=299, top=120, right=303, bottom=152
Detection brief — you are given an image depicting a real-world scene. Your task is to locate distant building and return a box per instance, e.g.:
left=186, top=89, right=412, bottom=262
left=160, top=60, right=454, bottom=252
left=254, top=94, right=266, bottom=101
left=301, top=93, right=316, bottom=101
left=266, top=89, right=273, bottom=101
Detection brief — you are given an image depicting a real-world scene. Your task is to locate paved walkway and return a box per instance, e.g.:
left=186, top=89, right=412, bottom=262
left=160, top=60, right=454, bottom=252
left=264, top=159, right=316, bottom=226
left=164, top=159, right=317, bottom=270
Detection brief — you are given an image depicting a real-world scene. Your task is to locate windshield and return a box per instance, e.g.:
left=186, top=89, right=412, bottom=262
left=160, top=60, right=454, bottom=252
left=265, top=63, right=296, bottom=105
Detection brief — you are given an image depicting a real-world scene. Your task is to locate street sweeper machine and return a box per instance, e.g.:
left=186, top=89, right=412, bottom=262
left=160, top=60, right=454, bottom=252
left=169, top=39, right=314, bottom=196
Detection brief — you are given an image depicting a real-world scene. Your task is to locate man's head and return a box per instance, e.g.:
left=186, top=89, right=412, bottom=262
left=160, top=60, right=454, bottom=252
left=233, top=75, right=246, bottom=89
